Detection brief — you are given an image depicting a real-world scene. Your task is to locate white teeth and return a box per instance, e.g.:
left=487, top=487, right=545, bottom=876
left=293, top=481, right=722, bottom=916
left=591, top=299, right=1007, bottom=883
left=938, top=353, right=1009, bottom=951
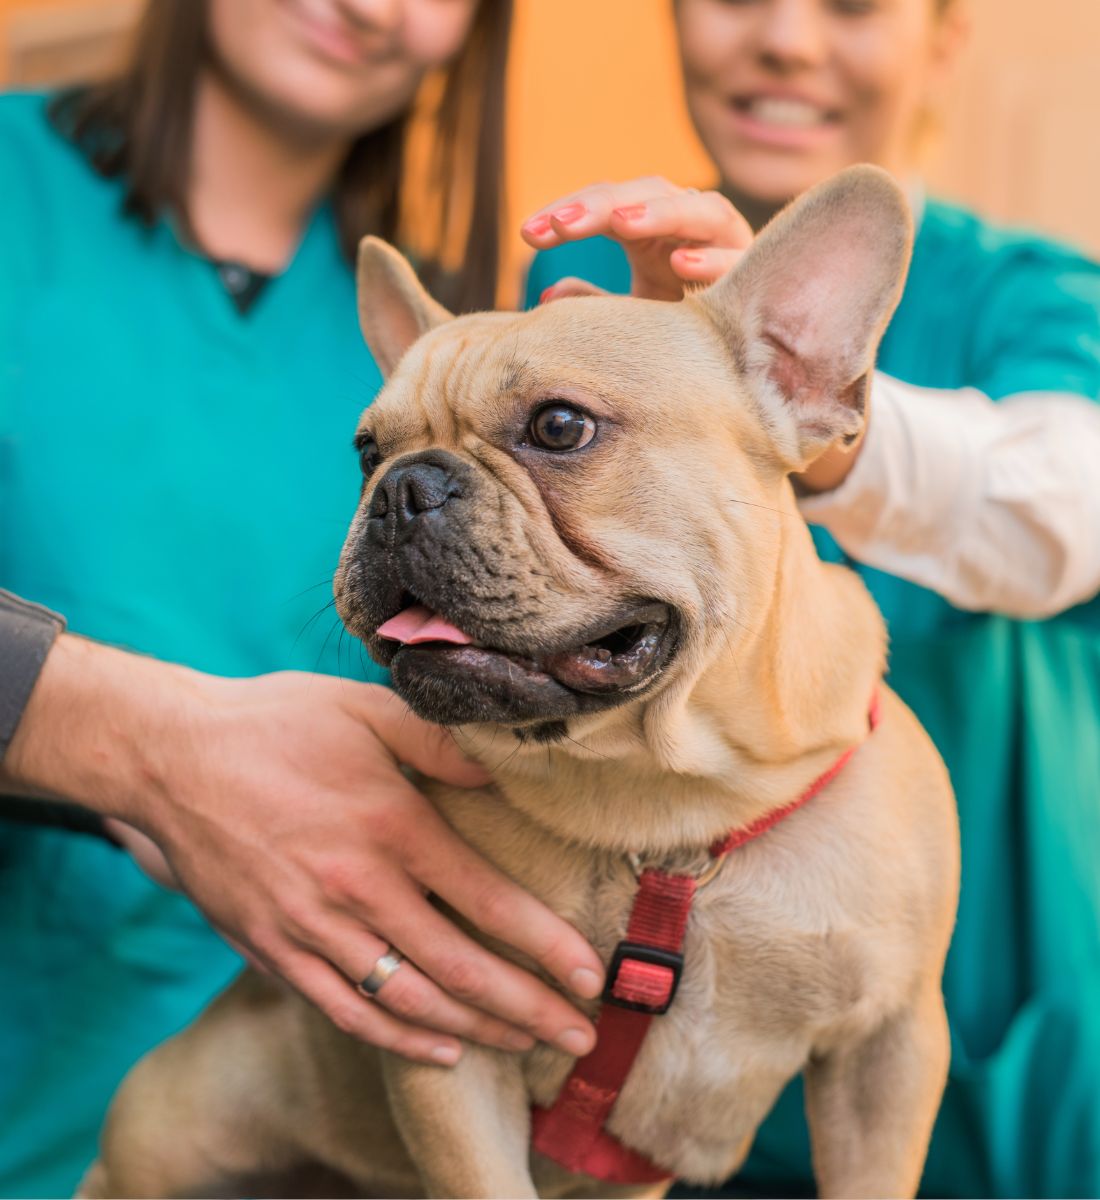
left=746, top=98, right=828, bottom=127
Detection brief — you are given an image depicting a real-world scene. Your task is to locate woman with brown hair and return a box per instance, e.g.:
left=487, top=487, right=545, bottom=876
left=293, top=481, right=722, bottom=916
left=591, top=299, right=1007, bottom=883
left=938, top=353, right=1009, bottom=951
left=0, top=3, right=604, bottom=1194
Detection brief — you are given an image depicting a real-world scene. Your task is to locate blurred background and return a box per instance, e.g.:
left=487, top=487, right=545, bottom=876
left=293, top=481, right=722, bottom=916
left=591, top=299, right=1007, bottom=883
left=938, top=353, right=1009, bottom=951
left=2, top=0, right=1098, bottom=302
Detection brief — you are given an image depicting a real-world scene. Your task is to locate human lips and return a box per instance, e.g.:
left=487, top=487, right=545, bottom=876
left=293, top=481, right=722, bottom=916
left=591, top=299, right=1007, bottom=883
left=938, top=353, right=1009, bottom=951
left=727, top=92, right=843, bottom=147
left=278, top=0, right=377, bottom=68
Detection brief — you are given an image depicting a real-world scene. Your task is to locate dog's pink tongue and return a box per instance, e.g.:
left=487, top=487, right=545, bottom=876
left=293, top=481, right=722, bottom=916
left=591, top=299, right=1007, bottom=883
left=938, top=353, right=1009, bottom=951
left=377, top=605, right=472, bottom=646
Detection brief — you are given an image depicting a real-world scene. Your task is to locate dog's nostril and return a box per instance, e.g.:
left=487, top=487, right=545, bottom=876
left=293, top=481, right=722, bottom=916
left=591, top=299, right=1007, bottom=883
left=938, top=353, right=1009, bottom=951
left=397, top=465, right=460, bottom=522
left=367, top=461, right=462, bottom=530
left=368, top=485, right=389, bottom=520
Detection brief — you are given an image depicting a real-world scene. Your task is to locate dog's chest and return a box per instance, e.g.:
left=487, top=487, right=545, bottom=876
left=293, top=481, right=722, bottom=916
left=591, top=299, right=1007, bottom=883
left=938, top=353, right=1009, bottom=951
left=523, top=838, right=900, bottom=1184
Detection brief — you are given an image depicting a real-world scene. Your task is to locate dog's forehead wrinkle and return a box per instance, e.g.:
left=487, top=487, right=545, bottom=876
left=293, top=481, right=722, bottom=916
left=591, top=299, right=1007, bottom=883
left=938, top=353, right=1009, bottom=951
left=517, top=298, right=727, bottom=402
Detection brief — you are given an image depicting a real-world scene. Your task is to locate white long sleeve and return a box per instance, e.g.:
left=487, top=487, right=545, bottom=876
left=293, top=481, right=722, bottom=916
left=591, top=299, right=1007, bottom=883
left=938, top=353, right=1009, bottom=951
left=796, top=373, right=1100, bottom=618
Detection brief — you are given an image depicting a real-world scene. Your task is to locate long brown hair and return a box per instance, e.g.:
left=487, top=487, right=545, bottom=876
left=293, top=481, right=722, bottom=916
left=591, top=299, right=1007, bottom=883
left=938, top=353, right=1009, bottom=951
left=49, top=0, right=511, bottom=313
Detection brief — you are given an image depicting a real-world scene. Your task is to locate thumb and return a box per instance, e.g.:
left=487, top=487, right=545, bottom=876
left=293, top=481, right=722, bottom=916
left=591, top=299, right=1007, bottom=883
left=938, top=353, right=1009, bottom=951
left=365, top=691, right=492, bottom=788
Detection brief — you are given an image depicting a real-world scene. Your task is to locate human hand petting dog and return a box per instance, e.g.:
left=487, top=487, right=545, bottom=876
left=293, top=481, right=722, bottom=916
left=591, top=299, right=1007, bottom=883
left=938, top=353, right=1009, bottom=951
left=521, top=175, right=752, bottom=302
left=521, top=175, right=865, bottom=492
left=2, top=635, right=602, bottom=1066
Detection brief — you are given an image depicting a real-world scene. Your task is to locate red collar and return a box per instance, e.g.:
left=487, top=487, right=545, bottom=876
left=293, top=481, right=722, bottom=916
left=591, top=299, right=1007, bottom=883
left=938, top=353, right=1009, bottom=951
left=531, top=691, right=882, bottom=1184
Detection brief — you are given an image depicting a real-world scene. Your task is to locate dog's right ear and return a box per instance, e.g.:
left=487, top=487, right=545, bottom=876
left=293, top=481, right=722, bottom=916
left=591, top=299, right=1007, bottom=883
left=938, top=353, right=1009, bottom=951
left=356, top=237, right=454, bottom=378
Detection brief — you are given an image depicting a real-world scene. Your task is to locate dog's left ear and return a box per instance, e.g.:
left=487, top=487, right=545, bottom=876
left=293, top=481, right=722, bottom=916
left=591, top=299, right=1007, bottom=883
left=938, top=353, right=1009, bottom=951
left=356, top=236, right=454, bottom=378
left=695, top=165, right=912, bottom=469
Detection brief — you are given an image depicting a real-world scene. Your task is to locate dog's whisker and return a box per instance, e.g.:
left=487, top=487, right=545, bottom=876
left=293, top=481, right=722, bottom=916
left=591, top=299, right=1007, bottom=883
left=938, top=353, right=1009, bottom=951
left=561, top=731, right=612, bottom=761
left=285, top=576, right=336, bottom=602
left=312, top=614, right=344, bottom=675
left=293, top=598, right=339, bottom=655
left=490, top=741, right=524, bottom=773
left=337, top=621, right=350, bottom=683
left=725, top=496, right=792, bottom=518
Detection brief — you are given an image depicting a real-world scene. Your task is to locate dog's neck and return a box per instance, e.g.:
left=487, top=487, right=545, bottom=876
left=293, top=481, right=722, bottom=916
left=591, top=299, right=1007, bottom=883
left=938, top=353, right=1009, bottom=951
left=465, top=483, right=887, bottom=857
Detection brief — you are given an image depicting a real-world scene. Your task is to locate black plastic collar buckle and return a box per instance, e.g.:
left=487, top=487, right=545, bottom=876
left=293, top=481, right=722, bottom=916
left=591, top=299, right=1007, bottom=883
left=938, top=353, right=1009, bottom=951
left=602, top=941, right=685, bottom=1015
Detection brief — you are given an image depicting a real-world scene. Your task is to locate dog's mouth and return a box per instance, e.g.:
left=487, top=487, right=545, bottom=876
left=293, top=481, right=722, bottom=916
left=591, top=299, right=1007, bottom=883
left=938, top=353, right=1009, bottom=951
left=373, top=598, right=674, bottom=699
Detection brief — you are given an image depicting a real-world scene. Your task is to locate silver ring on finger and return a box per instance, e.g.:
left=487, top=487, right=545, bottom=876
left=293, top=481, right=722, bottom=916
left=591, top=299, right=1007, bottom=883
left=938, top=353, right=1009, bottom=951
left=357, top=945, right=405, bottom=997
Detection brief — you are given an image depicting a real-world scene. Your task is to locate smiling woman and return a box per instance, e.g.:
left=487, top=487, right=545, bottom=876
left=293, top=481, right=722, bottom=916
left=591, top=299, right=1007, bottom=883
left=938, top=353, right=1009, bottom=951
left=48, top=0, right=508, bottom=309
left=676, top=0, right=966, bottom=227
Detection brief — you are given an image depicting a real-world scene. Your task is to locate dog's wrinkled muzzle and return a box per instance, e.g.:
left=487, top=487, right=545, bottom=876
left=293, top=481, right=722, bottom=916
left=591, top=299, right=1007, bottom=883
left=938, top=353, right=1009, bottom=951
left=336, top=450, right=679, bottom=728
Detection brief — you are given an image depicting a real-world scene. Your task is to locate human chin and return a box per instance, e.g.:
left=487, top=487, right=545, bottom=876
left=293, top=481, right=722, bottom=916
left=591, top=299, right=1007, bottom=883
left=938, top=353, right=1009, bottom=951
left=718, top=145, right=853, bottom=207
left=248, top=59, right=420, bottom=140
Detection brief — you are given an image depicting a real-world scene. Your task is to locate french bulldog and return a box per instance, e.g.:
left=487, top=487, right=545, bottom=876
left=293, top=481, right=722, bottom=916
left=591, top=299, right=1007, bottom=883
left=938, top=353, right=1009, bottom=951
left=80, top=165, right=958, bottom=1200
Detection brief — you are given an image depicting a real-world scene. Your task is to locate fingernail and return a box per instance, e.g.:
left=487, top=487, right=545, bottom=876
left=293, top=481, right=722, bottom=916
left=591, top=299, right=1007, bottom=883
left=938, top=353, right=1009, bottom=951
left=569, top=967, right=602, bottom=998
left=524, top=215, right=551, bottom=236
left=677, top=251, right=703, bottom=265
left=431, top=1044, right=461, bottom=1065
left=551, top=203, right=586, bottom=226
left=612, top=204, right=647, bottom=222
left=556, top=1028, right=594, bottom=1056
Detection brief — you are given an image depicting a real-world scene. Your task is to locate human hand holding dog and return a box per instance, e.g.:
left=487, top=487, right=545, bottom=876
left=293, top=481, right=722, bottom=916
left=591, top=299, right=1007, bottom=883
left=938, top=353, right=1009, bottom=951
left=522, top=175, right=865, bottom=490
left=2, top=636, right=603, bottom=1066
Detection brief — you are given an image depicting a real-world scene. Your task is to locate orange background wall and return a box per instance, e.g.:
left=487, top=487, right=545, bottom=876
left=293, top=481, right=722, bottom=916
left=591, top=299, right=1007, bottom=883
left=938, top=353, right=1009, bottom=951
left=3, top=0, right=1099, bottom=299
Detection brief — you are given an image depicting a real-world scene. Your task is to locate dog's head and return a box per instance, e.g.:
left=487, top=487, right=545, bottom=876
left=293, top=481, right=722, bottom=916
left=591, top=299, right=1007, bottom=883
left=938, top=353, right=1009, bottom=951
left=335, top=166, right=911, bottom=744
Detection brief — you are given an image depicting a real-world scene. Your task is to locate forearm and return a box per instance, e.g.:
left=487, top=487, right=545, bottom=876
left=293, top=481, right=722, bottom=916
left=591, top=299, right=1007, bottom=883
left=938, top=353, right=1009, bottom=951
left=797, top=374, right=1100, bottom=617
left=0, top=632, right=202, bottom=827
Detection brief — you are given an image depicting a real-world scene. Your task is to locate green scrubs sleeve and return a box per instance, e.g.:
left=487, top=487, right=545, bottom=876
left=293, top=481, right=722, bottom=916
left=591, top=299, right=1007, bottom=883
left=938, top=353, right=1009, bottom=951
left=967, top=245, right=1100, bottom=400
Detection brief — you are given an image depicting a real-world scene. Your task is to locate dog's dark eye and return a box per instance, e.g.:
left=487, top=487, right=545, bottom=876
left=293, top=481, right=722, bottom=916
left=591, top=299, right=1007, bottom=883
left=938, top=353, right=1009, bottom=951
left=357, top=436, right=381, bottom=479
left=529, top=404, right=596, bottom=452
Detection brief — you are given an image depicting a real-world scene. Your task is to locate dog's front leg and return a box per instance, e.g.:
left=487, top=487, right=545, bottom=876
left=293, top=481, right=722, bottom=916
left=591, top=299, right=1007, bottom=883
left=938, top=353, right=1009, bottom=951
left=383, top=1044, right=537, bottom=1199
left=803, top=984, right=950, bottom=1199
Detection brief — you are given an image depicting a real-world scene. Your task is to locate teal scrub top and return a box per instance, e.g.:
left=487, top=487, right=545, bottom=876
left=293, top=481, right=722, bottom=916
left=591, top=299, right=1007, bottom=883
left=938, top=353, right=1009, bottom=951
left=527, top=207, right=1100, bottom=1199
left=0, top=92, right=388, bottom=1197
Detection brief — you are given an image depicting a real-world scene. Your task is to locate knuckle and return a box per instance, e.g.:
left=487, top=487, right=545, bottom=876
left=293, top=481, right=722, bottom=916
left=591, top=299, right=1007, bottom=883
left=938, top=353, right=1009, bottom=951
left=439, top=956, right=488, bottom=1002
left=528, top=927, right=567, bottom=970
left=364, top=798, right=409, bottom=853
left=382, top=978, right=433, bottom=1024
left=317, top=859, right=372, bottom=911
left=470, top=882, right=514, bottom=932
left=277, top=897, right=318, bottom=944
left=240, top=924, right=279, bottom=966
left=327, top=1000, right=369, bottom=1040
left=590, top=184, right=616, bottom=209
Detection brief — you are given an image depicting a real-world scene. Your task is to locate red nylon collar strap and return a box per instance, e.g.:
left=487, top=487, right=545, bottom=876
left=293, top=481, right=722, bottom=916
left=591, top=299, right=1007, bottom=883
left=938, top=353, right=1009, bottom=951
left=531, top=691, right=882, bottom=1184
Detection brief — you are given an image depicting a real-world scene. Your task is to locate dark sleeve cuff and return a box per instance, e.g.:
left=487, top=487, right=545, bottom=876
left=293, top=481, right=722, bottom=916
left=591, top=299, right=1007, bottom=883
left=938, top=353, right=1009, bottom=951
left=0, top=795, right=121, bottom=844
left=0, top=589, right=66, bottom=760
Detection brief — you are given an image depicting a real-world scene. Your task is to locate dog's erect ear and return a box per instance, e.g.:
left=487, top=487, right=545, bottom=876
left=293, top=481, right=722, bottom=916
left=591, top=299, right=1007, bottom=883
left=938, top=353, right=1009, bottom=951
left=695, top=165, right=912, bottom=468
left=356, top=236, right=454, bottom=378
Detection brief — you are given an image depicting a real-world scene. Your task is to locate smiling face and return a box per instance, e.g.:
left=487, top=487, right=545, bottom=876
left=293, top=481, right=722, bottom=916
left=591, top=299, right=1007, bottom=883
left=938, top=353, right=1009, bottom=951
left=207, top=0, right=479, bottom=139
left=676, top=0, right=965, bottom=209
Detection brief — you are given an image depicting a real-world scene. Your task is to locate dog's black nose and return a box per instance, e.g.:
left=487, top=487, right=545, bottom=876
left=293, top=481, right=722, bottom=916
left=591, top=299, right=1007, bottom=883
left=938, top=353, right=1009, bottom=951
left=369, top=461, right=462, bottom=533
